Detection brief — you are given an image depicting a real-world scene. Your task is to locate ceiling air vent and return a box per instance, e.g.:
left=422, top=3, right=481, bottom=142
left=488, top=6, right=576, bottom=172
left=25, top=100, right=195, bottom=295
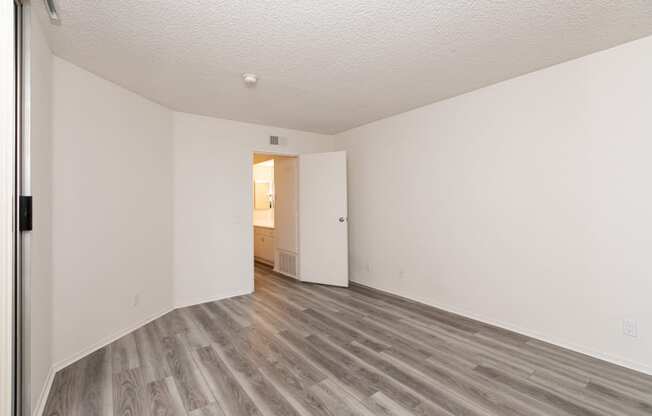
left=270, top=135, right=279, bottom=145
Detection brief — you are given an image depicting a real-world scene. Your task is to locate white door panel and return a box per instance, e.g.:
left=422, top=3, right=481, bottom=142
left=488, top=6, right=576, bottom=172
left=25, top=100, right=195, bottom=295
left=299, top=151, right=348, bottom=287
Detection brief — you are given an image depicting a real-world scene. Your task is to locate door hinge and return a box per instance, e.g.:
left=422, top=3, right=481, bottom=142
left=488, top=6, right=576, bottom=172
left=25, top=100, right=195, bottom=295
left=19, top=195, right=32, bottom=231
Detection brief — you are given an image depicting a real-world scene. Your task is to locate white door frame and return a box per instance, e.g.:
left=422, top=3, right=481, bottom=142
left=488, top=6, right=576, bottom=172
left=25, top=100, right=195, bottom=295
left=250, top=151, right=299, bottom=281
left=1, top=1, right=23, bottom=415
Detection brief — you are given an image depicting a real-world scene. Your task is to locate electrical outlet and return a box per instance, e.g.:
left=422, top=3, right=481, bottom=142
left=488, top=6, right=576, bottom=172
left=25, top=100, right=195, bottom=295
left=623, top=319, right=638, bottom=338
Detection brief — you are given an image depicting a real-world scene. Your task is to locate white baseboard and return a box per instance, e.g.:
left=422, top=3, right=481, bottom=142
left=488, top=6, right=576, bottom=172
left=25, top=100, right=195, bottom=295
left=272, top=268, right=298, bottom=280
left=254, top=257, right=274, bottom=267
left=174, top=288, right=253, bottom=309
left=34, top=306, right=171, bottom=416
left=50, top=288, right=254, bottom=378
left=34, top=288, right=253, bottom=416
left=52, top=306, right=173, bottom=373
left=31, top=366, right=55, bottom=416
left=350, top=280, right=652, bottom=376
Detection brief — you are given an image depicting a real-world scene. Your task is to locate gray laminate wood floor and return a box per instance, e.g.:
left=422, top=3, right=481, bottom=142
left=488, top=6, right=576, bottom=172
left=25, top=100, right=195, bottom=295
left=43, top=264, right=652, bottom=416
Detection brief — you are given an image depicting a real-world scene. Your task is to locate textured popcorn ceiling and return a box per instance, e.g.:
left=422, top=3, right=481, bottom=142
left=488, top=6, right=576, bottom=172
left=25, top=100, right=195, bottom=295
left=37, top=1, right=652, bottom=134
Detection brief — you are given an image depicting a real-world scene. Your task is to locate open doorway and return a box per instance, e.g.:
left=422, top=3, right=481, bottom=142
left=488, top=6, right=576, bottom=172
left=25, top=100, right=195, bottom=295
left=252, top=153, right=300, bottom=279
left=252, top=150, right=349, bottom=287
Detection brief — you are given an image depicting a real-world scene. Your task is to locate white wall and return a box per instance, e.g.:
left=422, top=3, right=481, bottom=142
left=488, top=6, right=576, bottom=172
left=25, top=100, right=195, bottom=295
left=40, top=51, right=335, bottom=385
left=274, top=158, right=298, bottom=256
left=23, top=6, right=53, bottom=414
left=173, top=112, right=334, bottom=307
left=335, top=35, right=652, bottom=374
left=51, top=57, right=174, bottom=365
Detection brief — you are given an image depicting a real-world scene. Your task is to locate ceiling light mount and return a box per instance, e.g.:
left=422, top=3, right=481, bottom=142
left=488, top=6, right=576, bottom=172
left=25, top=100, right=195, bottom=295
left=242, top=73, right=258, bottom=87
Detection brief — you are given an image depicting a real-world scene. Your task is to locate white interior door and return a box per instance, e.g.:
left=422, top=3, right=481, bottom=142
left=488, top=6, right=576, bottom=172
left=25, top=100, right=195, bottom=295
left=299, top=151, right=348, bottom=286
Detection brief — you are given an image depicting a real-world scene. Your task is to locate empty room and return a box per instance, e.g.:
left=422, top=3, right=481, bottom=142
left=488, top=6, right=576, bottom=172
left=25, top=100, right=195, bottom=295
left=2, top=1, right=652, bottom=416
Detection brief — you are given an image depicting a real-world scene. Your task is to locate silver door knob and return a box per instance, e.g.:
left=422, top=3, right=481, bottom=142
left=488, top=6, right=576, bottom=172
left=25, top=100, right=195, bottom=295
left=339, top=217, right=346, bottom=222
